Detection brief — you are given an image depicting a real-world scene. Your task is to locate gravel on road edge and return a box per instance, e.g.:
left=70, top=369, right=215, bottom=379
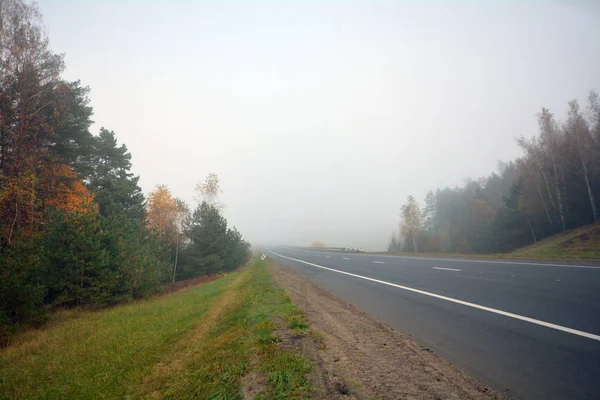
left=269, top=261, right=505, bottom=400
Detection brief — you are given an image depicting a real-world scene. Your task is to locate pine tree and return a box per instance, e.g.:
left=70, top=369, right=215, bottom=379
left=43, top=205, right=112, bottom=307
left=86, top=128, right=145, bottom=222
left=186, top=202, right=229, bottom=275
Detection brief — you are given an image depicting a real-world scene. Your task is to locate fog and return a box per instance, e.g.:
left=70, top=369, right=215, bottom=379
left=39, top=1, right=600, bottom=250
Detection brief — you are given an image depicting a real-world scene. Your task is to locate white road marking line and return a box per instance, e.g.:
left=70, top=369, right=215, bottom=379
left=367, top=255, right=600, bottom=270
left=433, top=267, right=461, bottom=272
left=343, top=257, right=350, bottom=260
left=285, top=248, right=600, bottom=270
left=267, top=249, right=600, bottom=342
left=325, top=255, right=330, bottom=258
left=373, top=261, right=384, bottom=264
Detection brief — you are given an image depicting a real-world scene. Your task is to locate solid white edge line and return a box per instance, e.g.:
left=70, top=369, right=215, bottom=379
left=267, top=249, right=600, bottom=342
left=433, top=267, right=462, bottom=272
left=373, top=261, right=384, bottom=264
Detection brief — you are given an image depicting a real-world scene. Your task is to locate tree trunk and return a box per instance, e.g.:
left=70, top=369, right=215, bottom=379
left=583, top=173, right=598, bottom=223
left=554, top=178, right=565, bottom=231
left=548, top=146, right=566, bottom=231
left=535, top=155, right=557, bottom=212
left=8, top=201, right=18, bottom=245
left=172, top=231, right=179, bottom=283
left=413, top=236, right=417, bottom=253
left=527, top=216, right=537, bottom=243
left=529, top=170, right=553, bottom=227
left=576, top=133, right=599, bottom=222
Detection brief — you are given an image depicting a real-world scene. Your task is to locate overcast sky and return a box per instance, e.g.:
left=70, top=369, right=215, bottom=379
left=38, top=0, right=600, bottom=250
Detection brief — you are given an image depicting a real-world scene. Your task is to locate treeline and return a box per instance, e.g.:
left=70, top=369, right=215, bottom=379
left=0, top=0, right=249, bottom=339
left=146, top=176, right=251, bottom=283
left=391, top=90, right=600, bottom=254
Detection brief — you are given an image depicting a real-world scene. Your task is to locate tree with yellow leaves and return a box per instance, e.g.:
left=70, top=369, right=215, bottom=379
left=146, top=185, right=190, bottom=282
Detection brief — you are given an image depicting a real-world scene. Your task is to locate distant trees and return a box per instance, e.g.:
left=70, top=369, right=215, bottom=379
left=390, top=90, right=600, bottom=254
left=400, top=196, right=423, bottom=252
left=195, top=172, right=224, bottom=210
left=387, top=232, right=402, bottom=252
left=0, top=2, right=250, bottom=341
left=181, top=196, right=250, bottom=278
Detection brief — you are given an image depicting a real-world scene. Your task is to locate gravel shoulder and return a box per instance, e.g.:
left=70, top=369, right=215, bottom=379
left=270, top=262, right=505, bottom=400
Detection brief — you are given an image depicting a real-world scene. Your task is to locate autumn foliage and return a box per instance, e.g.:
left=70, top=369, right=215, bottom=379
left=146, top=185, right=178, bottom=237
left=0, top=1, right=250, bottom=340
left=0, top=0, right=168, bottom=338
left=40, top=163, right=96, bottom=214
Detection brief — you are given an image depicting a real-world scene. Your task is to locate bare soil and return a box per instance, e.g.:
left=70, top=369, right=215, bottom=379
left=270, top=263, right=505, bottom=400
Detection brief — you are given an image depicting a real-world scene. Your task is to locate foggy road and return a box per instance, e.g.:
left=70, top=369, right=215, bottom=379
left=268, top=247, right=600, bottom=400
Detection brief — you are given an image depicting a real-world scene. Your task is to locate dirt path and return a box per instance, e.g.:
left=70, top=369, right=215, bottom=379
left=141, top=272, right=249, bottom=397
left=270, top=263, right=504, bottom=400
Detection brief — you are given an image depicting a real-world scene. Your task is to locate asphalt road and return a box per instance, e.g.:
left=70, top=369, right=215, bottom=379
left=267, top=247, right=600, bottom=400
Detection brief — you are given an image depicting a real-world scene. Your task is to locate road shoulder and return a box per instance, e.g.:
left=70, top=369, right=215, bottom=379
left=269, top=261, right=505, bottom=400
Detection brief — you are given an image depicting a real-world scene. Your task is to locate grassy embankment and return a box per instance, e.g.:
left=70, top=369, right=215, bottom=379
left=509, top=222, right=600, bottom=259
left=0, top=258, right=313, bottom=399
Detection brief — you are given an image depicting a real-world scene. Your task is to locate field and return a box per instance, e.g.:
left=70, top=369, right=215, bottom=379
left=0, top=258, right=312, bottom=400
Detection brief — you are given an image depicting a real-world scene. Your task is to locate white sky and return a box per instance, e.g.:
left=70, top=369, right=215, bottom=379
left=38, top=0, right=600, bottom=250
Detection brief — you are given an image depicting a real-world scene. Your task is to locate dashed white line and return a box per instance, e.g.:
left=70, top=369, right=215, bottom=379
left=373, top=261, right=384, bottom=264
left=325, top=255, right=330, bottom=258
left=433, top=267, right=461, bottom=272
left=361, top=255, right=600, bottom=270
left=343, top=257, right=350, bottom=260
left=267, top=249, right=600, bottom=342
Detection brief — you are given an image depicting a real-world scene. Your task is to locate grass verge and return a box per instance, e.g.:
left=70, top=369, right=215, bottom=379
left=0, top=258, right=313, bottom=399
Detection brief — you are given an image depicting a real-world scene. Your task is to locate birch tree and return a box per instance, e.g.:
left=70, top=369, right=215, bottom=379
left=566, top=100, right=598, bottom=222
left=537, top=108, right=566, bottom=231
left=400, top=195, right=423, bottom=253
left=195, top=173, right=224, bottom=211
left=172, top=198, right=190, bottom=282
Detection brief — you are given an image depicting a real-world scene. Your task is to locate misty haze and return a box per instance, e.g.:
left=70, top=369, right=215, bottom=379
left=1, top=1, right=599, bottom=400
left=33, top=1, right=599, bottom=250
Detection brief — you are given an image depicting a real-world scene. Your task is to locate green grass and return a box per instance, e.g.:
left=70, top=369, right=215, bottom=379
left=0, top=258, right=313, bottom=399
left=509, top=223, right=600, bottom=260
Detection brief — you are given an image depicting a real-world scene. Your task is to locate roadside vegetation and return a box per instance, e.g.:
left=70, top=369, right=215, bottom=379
left=0, top=0, right=249, bottom=344
left=383, top=223, right=599, bottom=260
left=509, top=222, right=600, bottom=259
left=0, top=258, right=313, bottom=400
left=390, top=91, right=600, bottom=257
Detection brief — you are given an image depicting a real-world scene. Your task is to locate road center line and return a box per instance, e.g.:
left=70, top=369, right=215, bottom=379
left=267, top=249, right=600, bottom=342
left=343, top=257, right=350, bottom=260
left=373, top=261, right=385, bottom=264
left=433, top=267, right=461, bottom=272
